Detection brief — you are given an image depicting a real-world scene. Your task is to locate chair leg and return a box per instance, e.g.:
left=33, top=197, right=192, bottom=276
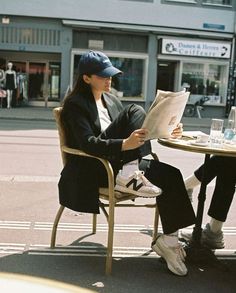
left=152, top=205, right=159, bottom=242
left=92, top=214, right=97, bottom=234
left=50, top=205, right=65, bottom=248
left=105, top=202, right=115, bottom=275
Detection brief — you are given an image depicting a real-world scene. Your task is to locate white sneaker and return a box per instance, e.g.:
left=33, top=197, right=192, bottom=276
left=152, top=234, right=188, bottom=276
left=180, top=223, right=225, bottom=249
left=115, top=170, right=162, bottom=198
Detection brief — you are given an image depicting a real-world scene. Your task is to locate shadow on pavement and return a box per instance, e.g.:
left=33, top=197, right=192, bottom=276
left=0, top=241, right=235, bottom=293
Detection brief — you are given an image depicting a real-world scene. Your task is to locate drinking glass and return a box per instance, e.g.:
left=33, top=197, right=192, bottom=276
left=210, top=119, right=224, bottom=147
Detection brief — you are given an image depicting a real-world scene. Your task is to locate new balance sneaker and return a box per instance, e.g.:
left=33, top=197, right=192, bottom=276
left=180, top=223, right=225, bottom=249
left=115, top=170, right=162, bottom=198
left=152, top=234, right=188, bottom=276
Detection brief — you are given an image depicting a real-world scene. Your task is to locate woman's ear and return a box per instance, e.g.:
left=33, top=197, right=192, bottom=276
left=83, top=74, right=91, bottom=84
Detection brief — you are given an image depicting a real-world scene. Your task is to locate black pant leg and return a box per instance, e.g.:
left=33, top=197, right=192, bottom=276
left=141, top=159, right=196, bottom=234
left=101, top=104, right=152, bottom=164
left=208, top=167, right=236, bottom=222
left=194, top=155, right=222, bottom=183
left=194, top=156, right=236, bottom=222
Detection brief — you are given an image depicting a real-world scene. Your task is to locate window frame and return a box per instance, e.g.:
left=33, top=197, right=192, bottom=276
left=158, top=54, right=229, bottom=106
left=70, top=49, right=149, bottom=101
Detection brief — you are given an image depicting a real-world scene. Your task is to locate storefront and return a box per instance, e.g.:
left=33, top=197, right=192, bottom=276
left=156, top=37, right=232, bottom=117
left=0, top=51, right=61, bottom=107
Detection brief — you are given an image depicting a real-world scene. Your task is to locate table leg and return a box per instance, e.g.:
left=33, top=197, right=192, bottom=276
left=192, top=153, right=210, bottom=245
left=185, top=154, right=226, bottom=270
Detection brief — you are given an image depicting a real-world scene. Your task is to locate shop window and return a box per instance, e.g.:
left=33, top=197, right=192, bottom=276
left=163, top=0, right=197, bottom=4
left=72, top=53, right=147, bottom=100
left=181, top=62, right=228, bottom=104
left=49, top=62, right=60, bottom=100
left=202, top=0, right=232, bottom=6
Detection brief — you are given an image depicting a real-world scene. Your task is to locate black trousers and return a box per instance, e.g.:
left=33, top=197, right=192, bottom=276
left=98, top=104, right=195, bottom=234
left=194, top=156, right=236, bottom=222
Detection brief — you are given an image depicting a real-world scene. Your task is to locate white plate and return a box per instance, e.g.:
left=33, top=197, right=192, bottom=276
left=189, top=140, right=209, bottom=147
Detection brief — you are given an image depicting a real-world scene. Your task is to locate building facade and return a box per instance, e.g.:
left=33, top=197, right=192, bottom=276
left=0, top=0, right=235, bottom=117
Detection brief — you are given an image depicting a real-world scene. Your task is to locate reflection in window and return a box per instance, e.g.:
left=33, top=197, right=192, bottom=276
left=181, top=62, right=227, bottom=104
left=110, top=57, right=144, bottom=99
left=73, top=54, right=145, bottom=100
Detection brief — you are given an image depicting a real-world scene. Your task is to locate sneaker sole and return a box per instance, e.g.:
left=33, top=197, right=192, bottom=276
left=115, top=184, right=160, bottom=198
left=152, top=243, right=187, bottom=276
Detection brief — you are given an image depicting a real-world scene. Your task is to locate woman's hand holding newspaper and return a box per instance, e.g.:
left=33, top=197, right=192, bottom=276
left=171, top=123, right=183, bottom=139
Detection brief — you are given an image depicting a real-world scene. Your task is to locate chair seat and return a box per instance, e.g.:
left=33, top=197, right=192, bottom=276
left=99, top=187, right=138, bottom=201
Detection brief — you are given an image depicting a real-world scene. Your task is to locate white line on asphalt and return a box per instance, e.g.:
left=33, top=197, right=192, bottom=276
left=0, top=243, right=235, bottom=259
left=1, top=221, right=236, bottom=235
left=0, top=175, right=59, bottom=182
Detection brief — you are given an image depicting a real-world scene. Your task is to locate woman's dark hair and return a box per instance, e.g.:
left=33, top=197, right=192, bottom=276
left=62, top=74, right=92, bottom=105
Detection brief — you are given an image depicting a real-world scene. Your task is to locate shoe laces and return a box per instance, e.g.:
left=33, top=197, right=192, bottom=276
left=133, top=170, right=153, bottom=187
left=174, top=244, right=186, bottom=262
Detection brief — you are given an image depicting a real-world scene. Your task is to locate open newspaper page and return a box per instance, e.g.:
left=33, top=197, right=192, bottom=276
left=142, top=89, right=190, bottom=140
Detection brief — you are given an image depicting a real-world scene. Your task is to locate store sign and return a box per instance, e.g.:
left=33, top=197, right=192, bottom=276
left=161, top=38, right=231, bottom=59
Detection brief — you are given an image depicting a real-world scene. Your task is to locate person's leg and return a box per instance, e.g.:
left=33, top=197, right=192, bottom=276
left=140, top=159, right=195, bottom=276
left=207, top=163, right=236, bottom=222
left=194, top=155, right=226, bottom=184
left=182, top=157, right=236, bottom=249
left=141, top=160, right=195, bottom=234
left=100, top=104, right=160, bottom=197
left=184, top=155, right=228, bottom=201
left=100, top=103, right=151, bottom=161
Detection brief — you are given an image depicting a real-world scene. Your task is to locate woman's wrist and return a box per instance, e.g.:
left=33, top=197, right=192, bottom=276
left=122, top=139, right=128, bottom=151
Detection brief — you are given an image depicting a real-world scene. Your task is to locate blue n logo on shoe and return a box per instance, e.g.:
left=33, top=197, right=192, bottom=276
left=126, top=178, right=143, bottom=191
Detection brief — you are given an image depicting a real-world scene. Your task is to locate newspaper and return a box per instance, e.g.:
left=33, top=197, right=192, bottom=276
left=142, top=89, right=190, bottom=139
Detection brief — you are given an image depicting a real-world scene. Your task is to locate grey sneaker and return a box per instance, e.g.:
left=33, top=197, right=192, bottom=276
left=152, top=234, right=188, bottom=276
left=180, top=223, right=224, bottom=249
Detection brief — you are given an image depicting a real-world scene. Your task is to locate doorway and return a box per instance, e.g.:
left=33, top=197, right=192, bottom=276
left=156, top=61, right=178, bottom=91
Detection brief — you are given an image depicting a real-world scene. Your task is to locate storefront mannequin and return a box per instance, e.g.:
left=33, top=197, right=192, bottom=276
left=5, top=62, right=17, bottom=108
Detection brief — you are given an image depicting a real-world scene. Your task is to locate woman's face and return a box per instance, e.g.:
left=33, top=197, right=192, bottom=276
left=84, top=74, right=112, bottom=93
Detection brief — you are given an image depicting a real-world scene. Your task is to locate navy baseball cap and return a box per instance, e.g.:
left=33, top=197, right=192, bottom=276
left=78, top=50, right=122, bottom=77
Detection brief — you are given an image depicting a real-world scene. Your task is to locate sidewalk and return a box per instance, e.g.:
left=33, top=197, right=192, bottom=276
left=0, top=106, right=54, bottom=121
left=0, top=106, right=213, bottom=132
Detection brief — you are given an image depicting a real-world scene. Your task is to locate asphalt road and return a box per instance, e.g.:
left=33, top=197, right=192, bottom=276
left=0, top=119, right=236, bottom=293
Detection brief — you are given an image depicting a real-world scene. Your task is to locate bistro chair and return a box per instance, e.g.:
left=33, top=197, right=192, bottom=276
left=50, top=106, right=160, bottom=275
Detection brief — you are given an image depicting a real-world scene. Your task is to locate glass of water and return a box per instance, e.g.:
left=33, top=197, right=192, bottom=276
left=210, top=119, right=224, bottom=148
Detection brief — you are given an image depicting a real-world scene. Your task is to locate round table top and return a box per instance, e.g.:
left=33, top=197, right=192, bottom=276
left=0, top=273, right=95, bottom=293
left=158, top=136, right=236, bottom=157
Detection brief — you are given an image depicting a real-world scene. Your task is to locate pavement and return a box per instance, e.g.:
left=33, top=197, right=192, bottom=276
left=1, top=106, right=236, bottom=292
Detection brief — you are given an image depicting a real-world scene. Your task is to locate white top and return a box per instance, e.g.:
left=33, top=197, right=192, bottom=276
left=96, top=99, right=111, bottom=131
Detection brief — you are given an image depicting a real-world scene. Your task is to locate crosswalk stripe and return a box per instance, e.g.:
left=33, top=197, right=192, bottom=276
left=0, top=243, right=235, bottom=259
left=1, top=221, right=236, bottom=235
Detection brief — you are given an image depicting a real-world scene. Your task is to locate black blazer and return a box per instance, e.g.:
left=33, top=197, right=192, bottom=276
left=58, top=92, right=125, bottom=214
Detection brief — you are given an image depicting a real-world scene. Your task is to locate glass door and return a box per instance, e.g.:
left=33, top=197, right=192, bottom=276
left=28, top=62, right=46, bottom=101
left=157, top=61, right=177, bottom=91
left=49, top=62, right=60, bottom=100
